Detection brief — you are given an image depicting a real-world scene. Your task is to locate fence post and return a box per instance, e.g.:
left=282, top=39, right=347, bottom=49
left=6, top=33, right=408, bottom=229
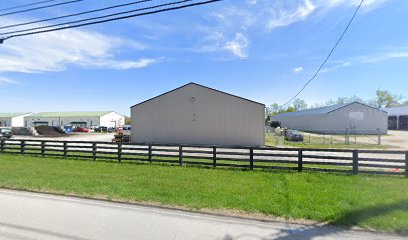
left=353, top=150, right=359, bottom=174
left=377, top=129, right=381, bottom=145
left=0, top=139, right=4, bottom=153
left=92, top=142, right=97, bottom=160
left=63, top=141, right=67, bottom=158
left=213, top=146, right=217, bottom=167
left=405, top=151, right=408, bottom=178
left=249, top=148, right=254, bottom=170
left=41, top=141, right=45, bottom=157
left=148, top=145, right=152, bottom=164
left=298, top=149, right=303, bottom=172
left=21, top=140, right=25, bottom=155
left=179, top=146, right=183, bottom=166
left=118, top=143, right=122, bottom=163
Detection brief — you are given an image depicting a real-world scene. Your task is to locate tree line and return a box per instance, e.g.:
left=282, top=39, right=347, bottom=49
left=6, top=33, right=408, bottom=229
left=266, top=89, right=407, bottom=121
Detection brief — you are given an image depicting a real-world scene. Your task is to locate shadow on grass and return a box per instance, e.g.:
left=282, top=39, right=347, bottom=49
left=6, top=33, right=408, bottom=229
left=220, top=200, right=408, bottom=240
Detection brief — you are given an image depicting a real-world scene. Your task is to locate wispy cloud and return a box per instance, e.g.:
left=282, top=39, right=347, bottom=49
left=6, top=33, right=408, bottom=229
left=0, top=76, right=19, bottom=85
left=195, top=0, right=390, bottom=59
left=267, top=0, right=316, bottom=30
left=323, top=49, right=408, bottom=72
left=293, top=66, right=304, bottom=74
left=0, top=18, right=158, bottom=74
left=223, top=33, right=249, bottom=58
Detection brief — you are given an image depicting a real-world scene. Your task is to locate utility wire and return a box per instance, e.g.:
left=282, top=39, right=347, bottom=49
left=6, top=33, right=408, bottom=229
left=1, top=0, right=222, bottom=41
left=0, top=0, right=155, bottom=30
left=0, top=0, right=59, bottom=12
left=280, top=0, right=364, bottom=108
left=0, top=0, right=84, bottom=17
left=0, top=0, right=202, bottom=36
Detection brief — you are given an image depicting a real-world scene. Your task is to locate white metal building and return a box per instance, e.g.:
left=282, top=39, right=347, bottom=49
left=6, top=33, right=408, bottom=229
left=0, top=113, right=33, bottom=127
left=131, top=83, right=265, bottom=146
left=384, top=106, right=408, bottom=130
left=25, top=111, right=125, bottom=128
left=272, top=102, right=388, bottom=134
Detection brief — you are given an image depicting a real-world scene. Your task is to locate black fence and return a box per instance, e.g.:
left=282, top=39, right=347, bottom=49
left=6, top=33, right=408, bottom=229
left=1, top=139, right=407, bottom=177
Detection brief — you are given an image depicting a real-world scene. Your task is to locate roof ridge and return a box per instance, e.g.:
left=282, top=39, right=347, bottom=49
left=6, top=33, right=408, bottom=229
left=131, top=83, right=265, bottom=108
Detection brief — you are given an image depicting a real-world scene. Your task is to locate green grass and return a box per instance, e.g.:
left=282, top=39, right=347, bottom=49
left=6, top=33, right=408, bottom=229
left=0, top=154, right=407, bottom=233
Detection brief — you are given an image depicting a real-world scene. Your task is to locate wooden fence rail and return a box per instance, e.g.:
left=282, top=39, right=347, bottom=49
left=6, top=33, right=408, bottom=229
left=0, top=139, right=407, bottom=177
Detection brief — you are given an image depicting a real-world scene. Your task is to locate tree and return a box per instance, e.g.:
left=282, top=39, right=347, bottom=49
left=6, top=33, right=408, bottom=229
left=292, top=98, right=308, bottom=111
left=373, top=89, right=402, bottom=108
left=125, top=117, right=132, bottom=125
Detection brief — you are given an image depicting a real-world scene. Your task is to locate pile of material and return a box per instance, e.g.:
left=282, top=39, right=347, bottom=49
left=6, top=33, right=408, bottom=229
left=11, top=127, right=32, bottom=136
left=35, top=126, right=65, bottom=136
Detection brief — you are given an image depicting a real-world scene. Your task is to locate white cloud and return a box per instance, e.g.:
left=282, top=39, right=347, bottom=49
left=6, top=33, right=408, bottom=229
left=0, top=19, right=157, bottom=74
left=322, top=0, right=389, bottom=10
left=224, top=33, right=249, bottom=58
left=293, top=67, right=304, bottom=74
left=323, top=49, right=408, bottom=72
left=0, top=76, right=19, bottom=85
left=267, top=0, right=317, bottom=30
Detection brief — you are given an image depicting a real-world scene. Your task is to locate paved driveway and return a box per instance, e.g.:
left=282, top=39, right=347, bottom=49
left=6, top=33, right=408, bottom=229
left=0, top=189, right=405, bottom=240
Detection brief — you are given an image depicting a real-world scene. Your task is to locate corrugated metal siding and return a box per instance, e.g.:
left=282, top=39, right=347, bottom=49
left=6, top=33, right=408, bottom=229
left=272, top=103, right=388, bottom=134
left=131, top=84, right=265, bottom=146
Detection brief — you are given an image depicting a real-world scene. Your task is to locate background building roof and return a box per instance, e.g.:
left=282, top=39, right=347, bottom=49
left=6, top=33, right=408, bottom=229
left=0, top=113, right=32, bottom=118
left=384, top=106, right=408, bottom=116
left=30, top=111, right=113, bottom=118
left=273, top=102, right=385, bottom=118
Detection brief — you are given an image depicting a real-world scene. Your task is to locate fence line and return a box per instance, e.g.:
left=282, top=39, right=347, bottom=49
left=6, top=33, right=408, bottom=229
left=0, top=139, right=407, bottom=177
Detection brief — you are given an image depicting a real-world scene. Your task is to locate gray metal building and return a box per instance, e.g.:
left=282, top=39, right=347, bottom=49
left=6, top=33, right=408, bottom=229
left=271, top=102, right=388, bottom=134
left=130, top=83, right=265, bottom=146
left=384, top=106, right=408, bottom=130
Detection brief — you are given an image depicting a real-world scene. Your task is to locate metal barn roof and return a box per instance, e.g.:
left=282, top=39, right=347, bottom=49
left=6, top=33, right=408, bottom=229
left=274, top=102, right=385, bottom=118
left=0, top=113, right=31, bottom=118
left=384, top=106, right=408, bottom=116
left=30, top=111, right=113, bottom=118
left=131, top=82, right=265, bottom=108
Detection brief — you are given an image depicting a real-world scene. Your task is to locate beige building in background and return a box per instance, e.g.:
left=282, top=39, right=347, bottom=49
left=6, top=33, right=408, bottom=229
left=131, top=83, right=265, bottom=146
left=0, top=113, right=33, bottom=127
left=272, top=102, right=388, bottom=134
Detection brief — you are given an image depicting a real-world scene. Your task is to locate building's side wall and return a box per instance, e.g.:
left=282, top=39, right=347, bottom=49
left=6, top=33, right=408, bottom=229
left=11, top=114, right=33, bottom=127
left=0, top=117, right=12, bottom=127
left=272, top=103, right=388, bottom=134
left=25, top=116, right=101, bottom=127
left=326, top=104, right=388, bottom=134
left=131, top=84, right=265, bottom=146
left=100, top=112, right=125, bottom=127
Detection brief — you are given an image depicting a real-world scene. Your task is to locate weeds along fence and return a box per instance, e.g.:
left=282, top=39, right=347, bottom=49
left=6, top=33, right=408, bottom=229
left=1, top=139, right=407, bottom=177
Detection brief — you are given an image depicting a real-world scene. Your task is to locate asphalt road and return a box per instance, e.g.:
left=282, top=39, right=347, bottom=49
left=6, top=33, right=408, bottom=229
left=0, top=189, right=405, bottom=240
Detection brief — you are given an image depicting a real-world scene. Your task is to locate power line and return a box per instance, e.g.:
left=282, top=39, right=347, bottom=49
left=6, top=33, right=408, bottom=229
left=1, top=0, right=222, bottom=42
left=0, top=0, right=59, bottom=12
left=0, top=0, right=84, bottom=17
left=0, top=0, right=155, bottom=30
left=0, top=0, right=188, bottom=36
left=0, top=0, right=204, bottom=37
left=280, top=0, right=364, bottom=108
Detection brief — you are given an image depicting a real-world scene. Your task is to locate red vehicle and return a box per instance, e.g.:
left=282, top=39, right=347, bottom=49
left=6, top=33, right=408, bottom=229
left=73, top=127, right=89, bottom=133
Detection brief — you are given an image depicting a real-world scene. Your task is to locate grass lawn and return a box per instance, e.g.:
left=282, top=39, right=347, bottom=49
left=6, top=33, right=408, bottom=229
left=0, top=154, right=407, bottom=233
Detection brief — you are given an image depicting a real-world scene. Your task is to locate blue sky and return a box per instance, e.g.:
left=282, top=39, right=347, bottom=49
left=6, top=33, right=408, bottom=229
left=0, top=0, right=407, bottom=115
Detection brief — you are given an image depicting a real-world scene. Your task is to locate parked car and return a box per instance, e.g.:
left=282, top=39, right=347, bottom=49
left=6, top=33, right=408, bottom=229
left=94, top=126, right=108, bottom=133
left=64, top=126, right=73, bottom=133
left=285, top=130, right=304, bottom=142
left=108, top=127, right=116, bottom=133
left=73, top=127, right=89, bottom=133
left=0, top=127, right=13, bottom=139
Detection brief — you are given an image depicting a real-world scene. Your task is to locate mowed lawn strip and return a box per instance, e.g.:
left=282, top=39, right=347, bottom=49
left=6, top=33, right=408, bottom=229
left=0, top=154, right=407, bottom=233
